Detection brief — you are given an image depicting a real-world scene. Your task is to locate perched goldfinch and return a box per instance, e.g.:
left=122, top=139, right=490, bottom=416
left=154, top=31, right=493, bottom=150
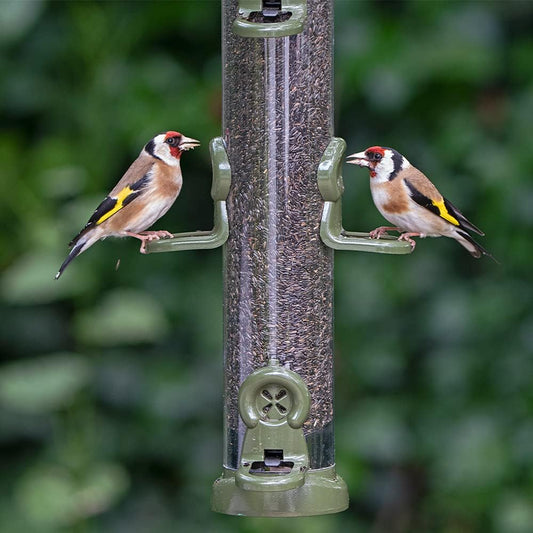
left=346, top=146, right=495, bottom=260
left=55, top=131, right=200, bottom=279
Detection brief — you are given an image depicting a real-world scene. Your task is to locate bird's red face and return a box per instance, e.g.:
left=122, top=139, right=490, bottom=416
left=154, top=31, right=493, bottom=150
left=163, top=131, right=200, bottom=159
left=346, top=146, right=385, bottom=177
left=347, top=146, right=406, bottom=183
left=145, top=131, right=200, bottom=166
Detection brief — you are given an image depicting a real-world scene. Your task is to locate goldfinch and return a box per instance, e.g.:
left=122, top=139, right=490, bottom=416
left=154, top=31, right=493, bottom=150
left=55, top=131, right=199, bottom=279
left=346, top=146, right=495, bottom=260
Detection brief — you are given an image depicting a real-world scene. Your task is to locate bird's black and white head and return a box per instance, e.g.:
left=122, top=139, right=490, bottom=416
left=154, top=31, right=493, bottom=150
left=346, top=146, right=409, bottom=183
left=144, top=131, right=200, bottom=166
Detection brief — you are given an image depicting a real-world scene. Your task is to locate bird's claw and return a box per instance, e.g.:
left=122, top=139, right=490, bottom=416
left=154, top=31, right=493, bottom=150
left=139, top=230, right=174, bottom=239
left=135, top=230, right=174, bottom=254
left=398, top=232, right=419, bottom=250
left=369, top=226, right=401, bottom=239
left=369, top=228, right=388, bottom=239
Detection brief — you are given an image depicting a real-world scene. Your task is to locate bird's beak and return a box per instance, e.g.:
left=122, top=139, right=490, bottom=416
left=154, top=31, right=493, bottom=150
left=179, top=135, right=201, bottom=151
left=346, top=151, right=371, bottom=168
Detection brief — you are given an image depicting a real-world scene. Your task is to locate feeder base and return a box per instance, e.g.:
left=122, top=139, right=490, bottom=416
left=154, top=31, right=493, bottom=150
left=211, top=464, right=348, bottom=516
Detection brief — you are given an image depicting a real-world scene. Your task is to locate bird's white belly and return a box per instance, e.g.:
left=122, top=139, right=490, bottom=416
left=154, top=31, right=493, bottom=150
left=385, top=212, right=436, bottom=236
left=126, top=193, right=177, bottom=233
left=371, top=186, right=444, bottom=237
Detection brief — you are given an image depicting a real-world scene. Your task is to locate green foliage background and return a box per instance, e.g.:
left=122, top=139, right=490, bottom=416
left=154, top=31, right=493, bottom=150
left=1, top=1, right=532, bottom=531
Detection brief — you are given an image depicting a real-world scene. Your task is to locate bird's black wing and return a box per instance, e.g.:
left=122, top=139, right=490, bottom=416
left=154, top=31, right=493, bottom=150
left=69, top=173, right=151, bottom=247
left=441, top=197, right=484, bottom=236
left=405, top=179, right=484, bottom=236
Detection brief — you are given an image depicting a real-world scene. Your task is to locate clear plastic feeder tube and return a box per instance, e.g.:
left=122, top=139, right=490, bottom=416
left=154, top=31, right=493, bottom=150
left=222, top=0, right=335, bottom=471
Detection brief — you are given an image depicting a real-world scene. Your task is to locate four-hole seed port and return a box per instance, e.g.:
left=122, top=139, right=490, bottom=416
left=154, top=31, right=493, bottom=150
left=234, top=359, right=311, bottom=492
left=233, top=0, right=307, bottom=38
left=258, top=385, right=291, bottom=419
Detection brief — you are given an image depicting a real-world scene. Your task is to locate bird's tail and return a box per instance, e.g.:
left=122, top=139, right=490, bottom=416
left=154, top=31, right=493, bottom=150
left=455, top=229, right=498, bottom=263
left=55, top=230, right=100, bottom=279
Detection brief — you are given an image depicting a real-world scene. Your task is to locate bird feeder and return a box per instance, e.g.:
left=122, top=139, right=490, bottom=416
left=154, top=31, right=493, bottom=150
left=147, top=0, right=410, bottom=517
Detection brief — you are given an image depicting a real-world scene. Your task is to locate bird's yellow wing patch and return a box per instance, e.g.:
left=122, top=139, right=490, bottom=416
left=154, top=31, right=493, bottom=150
left=70, top=172, right=151, bottom=244
left=96, top=185, right=135, bottom=225
left=405, top=179, right=461, bottom=227
left=431, top=199, right=460, bottom=226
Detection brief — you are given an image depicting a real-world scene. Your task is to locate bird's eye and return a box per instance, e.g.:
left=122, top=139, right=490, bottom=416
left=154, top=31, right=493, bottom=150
left=374, top=153, right=382, bottom=161
left=165, top=136, right=179, bottom=146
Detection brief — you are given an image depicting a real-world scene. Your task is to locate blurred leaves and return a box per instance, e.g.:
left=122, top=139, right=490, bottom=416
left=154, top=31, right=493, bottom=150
left=75, top=289, right=170, bottom=346
left=15, top=462, right=129, bottom=527
left=340, top=399, right=414, bottom=464
left=0, top=353, right=91, bottom=414
left=493, top=494, right=533, bottom=533
left=2, top=251, right=94, bottom=304
left=0, top=1, right=44, bottom=45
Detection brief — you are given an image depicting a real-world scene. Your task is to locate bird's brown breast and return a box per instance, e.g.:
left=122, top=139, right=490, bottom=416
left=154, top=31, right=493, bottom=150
left=382, top=196, right=409, bottom=214
left=153, top=161, right=183, bottom=197
left=372, top=179, right=410, bottom=214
